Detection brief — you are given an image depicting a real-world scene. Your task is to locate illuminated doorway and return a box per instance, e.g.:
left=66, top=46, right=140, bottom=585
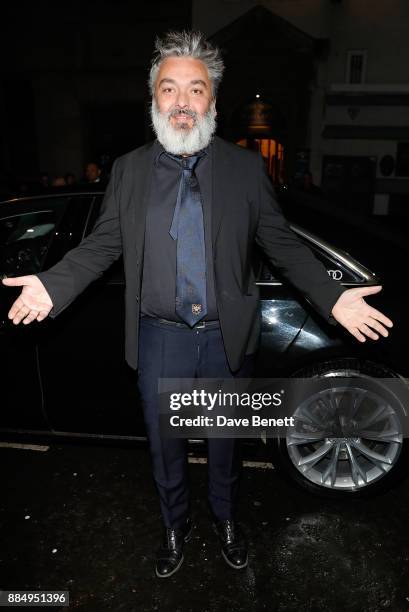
left=236, top=138, right=285, bottom=183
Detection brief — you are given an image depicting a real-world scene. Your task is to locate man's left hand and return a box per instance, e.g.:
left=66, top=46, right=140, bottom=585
left=331, top=285, right=393, bottom=342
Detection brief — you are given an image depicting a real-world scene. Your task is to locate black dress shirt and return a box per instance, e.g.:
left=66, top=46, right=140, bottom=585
left=141, top=138, right=219, bottom=321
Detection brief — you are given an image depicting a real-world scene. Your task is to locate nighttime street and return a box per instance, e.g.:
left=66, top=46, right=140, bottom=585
left=2, top=440, right=409, bottom=612
left=2, top=1, right=409, bottom=610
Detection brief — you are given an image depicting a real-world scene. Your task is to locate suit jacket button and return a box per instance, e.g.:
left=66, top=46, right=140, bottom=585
left=136, top=295, right=139, bottom=302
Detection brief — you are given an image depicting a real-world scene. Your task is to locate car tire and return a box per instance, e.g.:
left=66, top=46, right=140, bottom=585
left=269, top=357, right=409, bottom=499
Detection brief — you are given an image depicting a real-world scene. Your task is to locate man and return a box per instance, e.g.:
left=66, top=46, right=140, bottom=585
left=84, top=161, right=102, bottom=183
left=2, top=30, right=393, bottom=578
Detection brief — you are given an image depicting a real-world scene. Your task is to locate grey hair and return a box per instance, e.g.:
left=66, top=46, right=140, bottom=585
left=148, top=30, right=224, bottom=98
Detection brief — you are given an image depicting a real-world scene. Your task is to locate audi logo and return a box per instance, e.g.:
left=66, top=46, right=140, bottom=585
left=327, top=269, right=343, bottom=281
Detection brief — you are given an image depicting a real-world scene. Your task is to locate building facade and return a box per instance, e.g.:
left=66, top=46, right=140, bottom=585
left=194, top=0, right=409, bottom=216
left=2, top=0, right=408, bottom=216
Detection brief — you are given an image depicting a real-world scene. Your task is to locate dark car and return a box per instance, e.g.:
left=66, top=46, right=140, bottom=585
left=1, top=188, right=408, bottom=499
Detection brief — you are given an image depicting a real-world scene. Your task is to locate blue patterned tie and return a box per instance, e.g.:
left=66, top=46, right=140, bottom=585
left=167, top=152, right=207, bottom=326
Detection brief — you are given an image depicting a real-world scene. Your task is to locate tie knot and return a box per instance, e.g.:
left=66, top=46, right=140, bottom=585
left=166, top=152, right=203, bottom=172
left=181, top=155, right=200, bottom=171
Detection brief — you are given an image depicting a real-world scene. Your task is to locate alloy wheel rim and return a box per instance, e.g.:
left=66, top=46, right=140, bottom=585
left=286, top=373, right=403, bottom=490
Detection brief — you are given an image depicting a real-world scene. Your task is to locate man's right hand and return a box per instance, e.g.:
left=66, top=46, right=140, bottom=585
left=1, top=275, right=53, bottom=325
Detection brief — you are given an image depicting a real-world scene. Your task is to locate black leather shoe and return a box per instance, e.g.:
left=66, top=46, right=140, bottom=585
left=155, top=518, right=193, bottom=578
left=213, top=519, right=248, bottom=569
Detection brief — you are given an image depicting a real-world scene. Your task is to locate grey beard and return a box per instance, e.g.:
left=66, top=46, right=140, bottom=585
left=150, top=98, right=217, bottom=155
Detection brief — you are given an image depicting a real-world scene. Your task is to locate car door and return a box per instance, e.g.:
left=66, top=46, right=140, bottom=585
left=255, top=248, right=311, bottom=376
left=0, top=195, right=81, bottom=431
left=256, top=226, right=376, bottom=375
left=38, top=194, right=146, bottom=437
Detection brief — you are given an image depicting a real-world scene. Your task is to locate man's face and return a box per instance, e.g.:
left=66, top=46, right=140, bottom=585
left=155, top=56, right=213, bottom=129
left=151, top=56, right=217, bottom=155
left=85, top=163, right=100, bottom=182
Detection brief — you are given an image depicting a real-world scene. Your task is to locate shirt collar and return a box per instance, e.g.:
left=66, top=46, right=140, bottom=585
left=153, top=138, right=212, bottom=167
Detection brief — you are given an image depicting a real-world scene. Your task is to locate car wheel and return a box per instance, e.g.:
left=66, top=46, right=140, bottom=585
left=269, top=358, right=409, bottom=498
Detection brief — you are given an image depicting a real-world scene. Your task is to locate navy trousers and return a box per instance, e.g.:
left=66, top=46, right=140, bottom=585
left=137, top=316, right=255, bottom=529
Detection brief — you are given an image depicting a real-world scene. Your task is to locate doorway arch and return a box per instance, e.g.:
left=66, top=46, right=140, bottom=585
left=231, top=97, right=287, bottom=183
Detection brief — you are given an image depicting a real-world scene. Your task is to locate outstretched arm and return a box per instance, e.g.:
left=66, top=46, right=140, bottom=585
left=255, top=153, right=347, bottom=324
left=254, top=154, right=393, bottom=340
left=1, top=157, right=123, bottom=324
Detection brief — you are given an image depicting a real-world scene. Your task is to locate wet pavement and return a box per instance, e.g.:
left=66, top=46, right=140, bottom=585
left=1, top=441, right=409, bottom=611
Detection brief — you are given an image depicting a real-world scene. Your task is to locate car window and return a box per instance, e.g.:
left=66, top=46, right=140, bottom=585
left=42, top=195, right=96, bottom=268
left=0, top=198, right=69, bottom=276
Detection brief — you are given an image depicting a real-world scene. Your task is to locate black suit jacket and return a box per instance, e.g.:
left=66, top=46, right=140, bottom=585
left=36, top=136, right=346, bottom=371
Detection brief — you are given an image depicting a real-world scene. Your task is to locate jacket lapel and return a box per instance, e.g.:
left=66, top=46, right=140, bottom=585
left=129, top=140, right=156, bottom=255
left=211, top=136, right=228, bottom=253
